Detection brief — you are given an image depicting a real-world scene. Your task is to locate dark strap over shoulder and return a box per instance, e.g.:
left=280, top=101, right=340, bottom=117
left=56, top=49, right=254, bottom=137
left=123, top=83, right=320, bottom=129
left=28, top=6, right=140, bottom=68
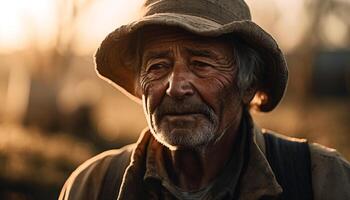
left=264, top=133, right=313, bottom=200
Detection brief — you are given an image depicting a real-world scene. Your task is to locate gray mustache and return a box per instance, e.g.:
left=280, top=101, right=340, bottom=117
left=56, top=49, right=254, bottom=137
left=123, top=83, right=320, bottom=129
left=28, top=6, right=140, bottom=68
left=154, top=96, right=215, bottom=120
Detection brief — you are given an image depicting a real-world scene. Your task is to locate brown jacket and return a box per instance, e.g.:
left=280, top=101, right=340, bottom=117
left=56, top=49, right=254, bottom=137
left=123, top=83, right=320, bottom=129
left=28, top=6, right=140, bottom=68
left=59, top=127, right=350, bottom=200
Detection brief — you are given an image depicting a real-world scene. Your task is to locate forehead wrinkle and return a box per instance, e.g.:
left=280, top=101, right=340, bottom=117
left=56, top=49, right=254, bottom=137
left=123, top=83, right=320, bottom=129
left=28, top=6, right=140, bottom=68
left=142, top=50, right=172, bottom=63
left=184, top=47, right=220, bottom=60
left=141, top=33, right=233, bottom=66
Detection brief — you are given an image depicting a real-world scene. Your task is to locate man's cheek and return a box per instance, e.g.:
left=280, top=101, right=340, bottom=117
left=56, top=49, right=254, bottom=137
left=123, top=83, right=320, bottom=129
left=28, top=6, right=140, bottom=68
left=146, top=82, right=167, bottom=114
left=195, top=77, right=231, bottom=102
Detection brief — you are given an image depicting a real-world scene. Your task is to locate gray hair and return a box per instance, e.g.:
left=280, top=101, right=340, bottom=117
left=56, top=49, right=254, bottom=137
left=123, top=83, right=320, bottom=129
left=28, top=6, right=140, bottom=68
left=229, top=36, right=264, bottom=99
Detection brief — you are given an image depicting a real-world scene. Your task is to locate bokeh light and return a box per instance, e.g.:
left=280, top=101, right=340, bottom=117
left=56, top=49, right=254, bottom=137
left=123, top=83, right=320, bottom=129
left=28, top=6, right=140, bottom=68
left=0, top=0, right=349, bottom=199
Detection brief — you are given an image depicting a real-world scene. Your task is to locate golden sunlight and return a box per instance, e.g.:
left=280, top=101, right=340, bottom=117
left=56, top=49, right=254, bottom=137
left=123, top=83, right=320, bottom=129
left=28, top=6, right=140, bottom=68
left=0, top=0, right=143, bottom=54
left=0, top=0, right=347, bottom=54
left=0, top=0, right=56, bottom=53
left=74, top=0, right=143, bottom=54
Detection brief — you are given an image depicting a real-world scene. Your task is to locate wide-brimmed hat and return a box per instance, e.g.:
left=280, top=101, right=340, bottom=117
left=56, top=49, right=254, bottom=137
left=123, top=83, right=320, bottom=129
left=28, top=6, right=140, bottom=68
left=95, top=0, right=288, bottom=112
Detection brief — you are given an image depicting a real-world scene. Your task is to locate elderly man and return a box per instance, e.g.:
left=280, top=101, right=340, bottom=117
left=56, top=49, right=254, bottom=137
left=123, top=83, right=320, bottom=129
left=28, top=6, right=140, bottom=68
left=59, top=0, right=350, bottom=199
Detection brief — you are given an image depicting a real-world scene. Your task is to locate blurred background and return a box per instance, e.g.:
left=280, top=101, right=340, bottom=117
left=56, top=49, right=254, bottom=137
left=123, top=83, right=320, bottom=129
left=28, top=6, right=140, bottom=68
left=0, top=0, right=349, bottom=199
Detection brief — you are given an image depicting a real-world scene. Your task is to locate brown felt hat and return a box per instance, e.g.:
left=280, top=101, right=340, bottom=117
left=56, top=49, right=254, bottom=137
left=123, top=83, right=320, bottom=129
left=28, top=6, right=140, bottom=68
left=95, top=0, right=288, bottom=112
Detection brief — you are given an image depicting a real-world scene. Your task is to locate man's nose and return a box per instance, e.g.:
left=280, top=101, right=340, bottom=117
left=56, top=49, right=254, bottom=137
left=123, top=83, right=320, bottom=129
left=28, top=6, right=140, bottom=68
left=166, top=64, right=195, bottom=99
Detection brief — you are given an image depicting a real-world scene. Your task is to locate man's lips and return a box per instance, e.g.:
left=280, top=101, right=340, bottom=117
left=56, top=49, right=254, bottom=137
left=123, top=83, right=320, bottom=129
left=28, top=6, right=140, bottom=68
left=161, top=113, right=206, bottom=120
left=154, top=96, right=214, bottom=121
left=162, top=111, right=205, bottom=116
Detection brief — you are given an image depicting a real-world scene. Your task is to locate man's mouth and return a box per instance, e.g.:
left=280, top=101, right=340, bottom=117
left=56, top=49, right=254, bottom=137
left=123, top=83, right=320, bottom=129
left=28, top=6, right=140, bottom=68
left=153, top=96, right=215, bottom=123
left=163, top=112, right=203, bottom=116
left=160, top=112, right=208, bottom=123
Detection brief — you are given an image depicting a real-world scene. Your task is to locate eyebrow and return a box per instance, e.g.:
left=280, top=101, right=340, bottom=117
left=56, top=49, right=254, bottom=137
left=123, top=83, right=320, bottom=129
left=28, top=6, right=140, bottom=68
left=142, top=50, right=171, bottom=63
left=184, top=47, right=219, bottom=59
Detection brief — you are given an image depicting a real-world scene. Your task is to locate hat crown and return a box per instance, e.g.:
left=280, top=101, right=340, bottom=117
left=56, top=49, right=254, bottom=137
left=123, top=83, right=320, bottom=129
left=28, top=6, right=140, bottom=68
left=143, top=0, right=251, bottom=24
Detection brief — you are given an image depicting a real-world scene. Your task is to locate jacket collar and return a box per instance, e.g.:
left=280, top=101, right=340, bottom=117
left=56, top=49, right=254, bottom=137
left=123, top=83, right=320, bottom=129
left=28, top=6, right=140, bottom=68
left=238, top=125, right=282, bottom=199
left=117, top=123, right=282, bottom=200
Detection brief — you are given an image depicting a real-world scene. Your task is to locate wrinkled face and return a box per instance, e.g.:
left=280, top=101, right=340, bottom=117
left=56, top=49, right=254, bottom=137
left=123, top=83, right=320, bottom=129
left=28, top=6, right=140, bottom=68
left=139, top=27, right=243, bottom=149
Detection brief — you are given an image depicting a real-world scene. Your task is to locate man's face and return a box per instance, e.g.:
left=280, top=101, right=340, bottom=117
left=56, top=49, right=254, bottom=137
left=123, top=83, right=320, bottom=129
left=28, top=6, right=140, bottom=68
left=139, top=27, right=243, bottom=149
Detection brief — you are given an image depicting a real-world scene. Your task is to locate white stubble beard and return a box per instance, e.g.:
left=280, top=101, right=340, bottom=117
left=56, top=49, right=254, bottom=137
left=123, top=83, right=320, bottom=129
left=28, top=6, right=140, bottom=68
left=149, top=114, right=220, bottom=151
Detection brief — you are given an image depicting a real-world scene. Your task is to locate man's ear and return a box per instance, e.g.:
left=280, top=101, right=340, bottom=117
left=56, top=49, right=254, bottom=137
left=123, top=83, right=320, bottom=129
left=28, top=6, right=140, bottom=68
left=242, top=86, right=257, bottom=104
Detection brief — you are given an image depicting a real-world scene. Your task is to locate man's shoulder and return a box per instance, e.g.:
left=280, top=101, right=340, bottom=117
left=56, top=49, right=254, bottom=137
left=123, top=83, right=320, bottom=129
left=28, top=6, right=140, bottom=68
left=75, top=143, right=135, bottom=174
left=309, top=142, right=350, bottom=199
left=263, top=130, right=350, bottom=175
left=261, top=129, right=349, bottom=167
left=261, top=129, right=350, bottom=199
left=59, top=144, right=135, bottom=200
left=308, top=141, right=350, bottom=180
left=309, top=142, right=350, bottom=167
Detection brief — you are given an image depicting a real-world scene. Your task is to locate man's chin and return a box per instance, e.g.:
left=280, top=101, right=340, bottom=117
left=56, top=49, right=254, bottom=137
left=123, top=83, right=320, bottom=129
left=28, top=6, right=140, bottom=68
left=153, top=127, right=215, bottom=150
left=168, top=128, right=194, bottom=136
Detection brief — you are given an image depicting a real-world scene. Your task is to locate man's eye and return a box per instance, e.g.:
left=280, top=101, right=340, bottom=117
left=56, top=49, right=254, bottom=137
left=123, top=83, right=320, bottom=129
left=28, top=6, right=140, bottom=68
left=148, top=63, right=168, bottom=71
left=191, top=61, right=212, bottom=68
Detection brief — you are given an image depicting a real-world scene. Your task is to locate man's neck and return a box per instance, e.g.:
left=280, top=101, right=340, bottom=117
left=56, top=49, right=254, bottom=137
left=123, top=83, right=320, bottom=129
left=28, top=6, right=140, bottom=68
left=163, top=114, right=243, bottom=191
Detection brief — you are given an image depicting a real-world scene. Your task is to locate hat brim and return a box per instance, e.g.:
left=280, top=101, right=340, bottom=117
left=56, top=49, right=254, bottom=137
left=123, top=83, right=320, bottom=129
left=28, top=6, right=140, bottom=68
left=95, top=13, right=288, bottom=112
